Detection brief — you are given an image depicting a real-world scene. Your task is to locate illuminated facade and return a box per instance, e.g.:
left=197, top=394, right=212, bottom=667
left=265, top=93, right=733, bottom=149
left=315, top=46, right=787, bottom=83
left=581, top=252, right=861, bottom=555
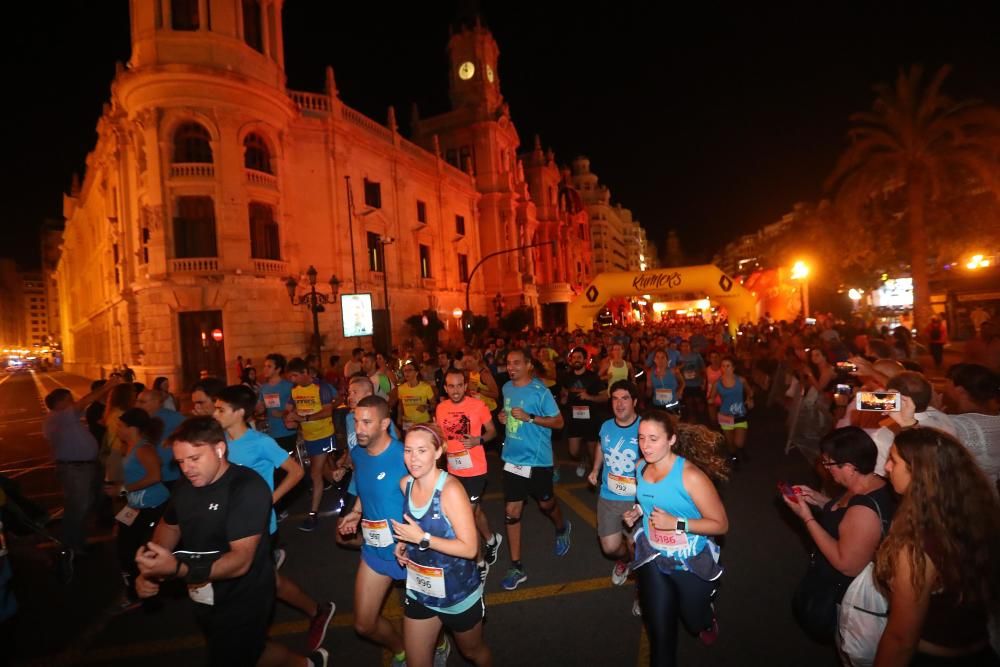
left=57, top=1, right=593, bottom=386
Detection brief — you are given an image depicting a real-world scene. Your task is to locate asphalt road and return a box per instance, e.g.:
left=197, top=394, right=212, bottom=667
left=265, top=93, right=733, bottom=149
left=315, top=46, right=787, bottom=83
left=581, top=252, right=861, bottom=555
left=3, top=371, right=839, bottom=667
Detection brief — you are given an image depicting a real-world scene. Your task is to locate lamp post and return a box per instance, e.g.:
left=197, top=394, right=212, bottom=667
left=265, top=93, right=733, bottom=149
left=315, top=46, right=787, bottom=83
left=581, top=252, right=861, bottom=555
left=377, top=236, right=395, bottom=354
left=286, top=266, right=341, bottom=359
left=791, top=260, right=810, bottom=318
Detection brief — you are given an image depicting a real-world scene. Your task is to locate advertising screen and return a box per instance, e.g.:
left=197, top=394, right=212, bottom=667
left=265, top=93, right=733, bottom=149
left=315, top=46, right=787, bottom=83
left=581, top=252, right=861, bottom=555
left=341, top=293, right=374, bottom=338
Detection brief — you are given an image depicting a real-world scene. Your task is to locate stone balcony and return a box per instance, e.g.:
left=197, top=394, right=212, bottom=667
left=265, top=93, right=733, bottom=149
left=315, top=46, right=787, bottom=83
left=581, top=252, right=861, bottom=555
left=170, top=162, right=215, bottom=179
left=245, top=168, right=278, bottom=189
left=252, top=259, right=287, bottom=275
left=168, top=257, right=220, bottom=273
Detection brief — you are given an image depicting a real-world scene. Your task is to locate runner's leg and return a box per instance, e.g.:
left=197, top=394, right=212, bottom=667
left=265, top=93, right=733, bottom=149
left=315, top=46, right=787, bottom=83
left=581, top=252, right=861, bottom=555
left=452, top=619, right=493, bottom=667
left=402, top=615, right=443, bottom=667
left=636, top=563, right=681, bottom=667
left=308, top=452, right=328, bottom=513
left=353, top=559, right=404, bottom=654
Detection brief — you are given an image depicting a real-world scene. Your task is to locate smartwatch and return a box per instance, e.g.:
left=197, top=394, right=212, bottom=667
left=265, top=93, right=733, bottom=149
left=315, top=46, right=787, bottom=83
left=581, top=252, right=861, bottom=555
left=418, top=532, right=431, bottom=551
left=528, top=413, right=536, bottom=423
left=675, top=517, right=687, bottom=533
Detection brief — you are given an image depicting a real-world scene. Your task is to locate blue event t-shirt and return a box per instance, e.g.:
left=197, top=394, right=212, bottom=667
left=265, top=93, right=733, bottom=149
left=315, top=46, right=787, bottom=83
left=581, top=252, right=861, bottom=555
left=348, top=438, right=408, bottom=563
left=258, top=379, right=296, bottom=438
left=226, top=428, right=289, bottom=534
left=501, top=378, right=561, bottom=467
left=155, top=408, right=185, bottom=482
left=679, top=352, right=706, bottom=387
left=597, top=417, right=641, bottom=501
left=345, top=411, right=400, bottom=452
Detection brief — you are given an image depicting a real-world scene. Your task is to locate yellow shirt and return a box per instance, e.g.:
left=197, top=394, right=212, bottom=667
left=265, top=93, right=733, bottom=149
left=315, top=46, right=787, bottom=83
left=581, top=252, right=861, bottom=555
left=398, top=381, right=434, bottom=427
left=291, top=382, right=334, bottom=442
left=468, top=370, right=498, bottom=411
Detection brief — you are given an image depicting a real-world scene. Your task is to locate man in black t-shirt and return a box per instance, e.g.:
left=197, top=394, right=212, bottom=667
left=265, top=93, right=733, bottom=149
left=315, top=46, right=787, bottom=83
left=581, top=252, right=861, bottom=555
left=559, top=347, right=608, bottom=478
left=134, top=417, right=326, bottom=667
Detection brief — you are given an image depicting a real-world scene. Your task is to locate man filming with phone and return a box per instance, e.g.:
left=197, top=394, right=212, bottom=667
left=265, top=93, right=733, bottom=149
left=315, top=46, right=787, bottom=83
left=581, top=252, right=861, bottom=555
left=869, top=371, right=956, bottom=476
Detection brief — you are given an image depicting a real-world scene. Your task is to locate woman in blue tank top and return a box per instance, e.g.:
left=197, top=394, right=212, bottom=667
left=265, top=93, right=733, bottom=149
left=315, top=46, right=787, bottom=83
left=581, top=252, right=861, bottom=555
left=391, top=424, right=493, bottom=667
left=707, top=356, right=753, bottom=467
left=647, top=349, right=684, bottom=409
left=623, top=410, right=730, bottom=667
left=116, top=408, right=169, bottom=610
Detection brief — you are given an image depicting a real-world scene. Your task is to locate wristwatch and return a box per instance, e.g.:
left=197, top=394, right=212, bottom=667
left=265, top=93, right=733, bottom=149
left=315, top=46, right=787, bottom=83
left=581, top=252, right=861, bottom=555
left=418, top=532, right=431, bottom=551
left=528, top=413, right=536, bottom=423
left=675, top=517, right=687, bottom=533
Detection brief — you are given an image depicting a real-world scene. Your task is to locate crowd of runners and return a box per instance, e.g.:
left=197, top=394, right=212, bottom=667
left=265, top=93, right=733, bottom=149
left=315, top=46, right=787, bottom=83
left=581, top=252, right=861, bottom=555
left=24, top=311, right=1000, bottom=666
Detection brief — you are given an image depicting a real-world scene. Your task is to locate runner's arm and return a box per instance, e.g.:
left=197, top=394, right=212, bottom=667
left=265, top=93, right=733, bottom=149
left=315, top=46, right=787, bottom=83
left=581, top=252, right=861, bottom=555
left=124, top=446, right=163, bottom=492
left=175, top=534, right=261, bottom=581
left=481, top=418, right=497, bottom=443
left=273, top=456, right=304, bottom=504
left=150, top=518, right=182, bottom=551
left=588, top=447, right=604, bottom=487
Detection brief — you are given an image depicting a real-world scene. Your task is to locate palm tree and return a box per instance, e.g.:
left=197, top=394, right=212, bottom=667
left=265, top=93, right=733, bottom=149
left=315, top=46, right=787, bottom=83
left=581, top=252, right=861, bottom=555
left=826, top=65, right=1000, bottom=331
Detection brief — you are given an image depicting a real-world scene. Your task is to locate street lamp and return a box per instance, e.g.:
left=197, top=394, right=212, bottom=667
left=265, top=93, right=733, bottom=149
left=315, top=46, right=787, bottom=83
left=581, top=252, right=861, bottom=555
left=790, top=260, right=810, bottom=318
left=377, top=236, right=395, bottom=354
left=286, top=266, right=341, bottom=359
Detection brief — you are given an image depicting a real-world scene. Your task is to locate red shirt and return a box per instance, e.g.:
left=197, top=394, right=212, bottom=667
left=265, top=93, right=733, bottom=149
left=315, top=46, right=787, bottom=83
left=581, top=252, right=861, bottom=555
left=435, top=396, right=492, bottom=477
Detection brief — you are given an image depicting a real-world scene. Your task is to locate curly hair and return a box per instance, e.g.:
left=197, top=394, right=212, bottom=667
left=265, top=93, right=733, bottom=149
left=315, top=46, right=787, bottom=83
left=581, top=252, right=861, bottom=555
left=641, top=409, right=730, bottom=482
left=875, top=428, right=1000, bottom=605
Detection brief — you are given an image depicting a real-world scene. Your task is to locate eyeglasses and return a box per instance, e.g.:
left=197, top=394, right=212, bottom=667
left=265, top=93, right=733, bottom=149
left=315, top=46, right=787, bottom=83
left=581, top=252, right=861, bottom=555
left=819, top=458, right=844, bottom=468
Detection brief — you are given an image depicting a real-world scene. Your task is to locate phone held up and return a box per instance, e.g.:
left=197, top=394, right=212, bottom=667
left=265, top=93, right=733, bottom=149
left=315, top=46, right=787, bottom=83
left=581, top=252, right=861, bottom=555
left=856, top=390, right=901, bottom=412
left=835, top=361, right=858, bottom=373
left=777, top=482, right=798, bottom=499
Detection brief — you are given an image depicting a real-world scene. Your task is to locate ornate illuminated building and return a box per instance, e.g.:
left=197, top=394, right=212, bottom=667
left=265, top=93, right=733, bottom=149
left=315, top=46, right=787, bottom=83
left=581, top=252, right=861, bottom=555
left=57, top=1, right=597, bottom=385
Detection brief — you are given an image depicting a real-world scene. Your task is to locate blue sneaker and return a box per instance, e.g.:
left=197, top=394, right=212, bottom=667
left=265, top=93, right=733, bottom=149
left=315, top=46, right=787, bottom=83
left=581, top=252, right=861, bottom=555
left=501, top=567, right=527, bottom=590
left=555, top=520, right=572, bottom=557
left=433, top=635, right=451, bottom=667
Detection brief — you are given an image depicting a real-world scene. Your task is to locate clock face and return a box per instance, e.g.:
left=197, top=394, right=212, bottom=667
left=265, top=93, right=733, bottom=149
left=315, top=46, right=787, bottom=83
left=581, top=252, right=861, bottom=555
left=486, top=64, right=495, bottom=83
left=458, top=61, right=475, bottom=80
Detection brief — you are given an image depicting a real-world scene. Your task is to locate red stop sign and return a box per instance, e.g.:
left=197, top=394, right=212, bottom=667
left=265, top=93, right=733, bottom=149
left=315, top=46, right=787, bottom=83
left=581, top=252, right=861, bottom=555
left=211, top=328, right=224, bottom=342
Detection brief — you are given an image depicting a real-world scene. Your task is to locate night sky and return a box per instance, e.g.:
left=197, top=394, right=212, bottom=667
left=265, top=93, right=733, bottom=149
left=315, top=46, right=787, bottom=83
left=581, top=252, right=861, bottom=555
left=4, top=1, right=1000, bottom=269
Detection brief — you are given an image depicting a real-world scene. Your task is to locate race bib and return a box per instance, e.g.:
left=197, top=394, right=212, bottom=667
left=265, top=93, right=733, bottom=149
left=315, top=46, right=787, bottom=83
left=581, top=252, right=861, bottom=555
left=683, top=370, right=696, bottom=380
left=447, top=448, right=474, bottom=471
left=718, top=414, right=735, bottom=426
left=188, top=583, right=214, bottom=606
left=503, top=461, right=532, bottom=478
left=406, top=560, right=446, bottom=598
left=650, top=527, right=690, bottom=553
left=654, top=389, right=673, bottom=405
left=572, top=406, right=591, bottom=420
left=607, top=473, right=637, bottom=498
left=115, top=506, right=139, bottom=526
left=361, top=519, right=394, bottom=548
left=263, top=394, right=281, bottom=409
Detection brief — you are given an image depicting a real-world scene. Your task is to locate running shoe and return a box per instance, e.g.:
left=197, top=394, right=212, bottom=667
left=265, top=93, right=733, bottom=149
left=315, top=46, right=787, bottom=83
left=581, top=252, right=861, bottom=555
left=299, top=512, right=319, bottom=532
left=484, top=533, right=503, bottom=566
left=277, top=509, right=289, bottom=522
left=323, top=480, right=334, bottom=491
left=575, top=464, right=586, bottom=478
left=390, top=654, right=407, bottom=667
left=478, top=561, right=489, bottom=584
left=433, top=635, right=451, bottom=667
left=632, top=596, right=642, bottom=617
left=699, top=617, right=720, bottom=646
left=273, top=547, right=287, bottom=570
left=554, top=520, right=572, bottom=557
left=611, top=559, right=629, bottom=586
left=307, top=602, right=336, bottom=652
left=501, top=567, right=527, bottom=590
left=308, top=648, right=329, bottom=667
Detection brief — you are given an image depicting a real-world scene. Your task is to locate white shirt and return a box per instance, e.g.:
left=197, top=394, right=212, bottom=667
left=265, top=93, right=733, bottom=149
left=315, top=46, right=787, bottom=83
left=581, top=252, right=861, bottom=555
left=872, top=406, right=957, bottom=476
left=949, top=413, right=1000, bottom=485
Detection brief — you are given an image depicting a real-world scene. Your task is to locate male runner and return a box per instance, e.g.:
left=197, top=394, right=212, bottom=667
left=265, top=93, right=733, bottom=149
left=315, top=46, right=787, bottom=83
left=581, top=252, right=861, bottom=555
left=559, top=347, right=607, bottom=478
left=435, top=367, right=502, bottom=576
left=256, top=353, right=299, bottom=518
left=497, top=348, right=570, bottom=591
left=397, top=362, right=435, bottom=430
left=588, top=380, right=641, bottom=586
left=215, top=386, right=336, bottom=653
left=190, top=377, right=226, bottom=416
left=134, top=417, right=326, bottom=666
left=286, top=358, right=337, bottom=532
left=336, top=396, right=410, bottom=666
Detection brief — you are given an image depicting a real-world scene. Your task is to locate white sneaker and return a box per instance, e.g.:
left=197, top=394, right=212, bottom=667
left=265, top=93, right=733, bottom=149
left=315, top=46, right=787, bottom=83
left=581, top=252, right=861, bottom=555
left=632, top=597, right=642, bottom=617
left=576, top=464, right=586, bottom=477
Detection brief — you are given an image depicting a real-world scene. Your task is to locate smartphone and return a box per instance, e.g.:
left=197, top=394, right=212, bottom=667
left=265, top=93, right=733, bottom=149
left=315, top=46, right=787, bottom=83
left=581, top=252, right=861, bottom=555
left=856, top=390, right=901, bottom=412
left=805, top=317, right=817, bottom=326
left=777, top=482, right=798, bottom=499
left=836, top=361, right=858, bottom=373
left=835, top=383, right=852, bottom=396
left=632, top=503, right=644, bottom=517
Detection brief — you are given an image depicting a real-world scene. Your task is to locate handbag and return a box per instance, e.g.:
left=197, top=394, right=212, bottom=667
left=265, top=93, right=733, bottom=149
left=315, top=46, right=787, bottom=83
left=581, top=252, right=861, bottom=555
left=792, top=559, right=847, bottom=642
left=838, top=497, right=889, bottom=667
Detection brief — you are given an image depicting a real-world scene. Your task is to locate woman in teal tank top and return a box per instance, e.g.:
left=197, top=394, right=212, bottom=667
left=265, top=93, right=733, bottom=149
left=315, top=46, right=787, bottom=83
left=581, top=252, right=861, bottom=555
left=391, top=424, right=493, bottom=667
left=623, top=410, right=730, bottom=667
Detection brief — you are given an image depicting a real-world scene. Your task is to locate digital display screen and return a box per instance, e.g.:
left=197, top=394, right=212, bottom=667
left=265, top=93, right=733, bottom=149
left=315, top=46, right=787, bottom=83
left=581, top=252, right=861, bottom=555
left=341, top=293, right=374, bottom=338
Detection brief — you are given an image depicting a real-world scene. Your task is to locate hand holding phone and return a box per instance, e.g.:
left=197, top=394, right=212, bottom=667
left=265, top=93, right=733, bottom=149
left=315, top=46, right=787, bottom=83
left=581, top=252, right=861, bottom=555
left=856, top=390, right=901, bottom=412
left=777, top=482, right=798, bottom=499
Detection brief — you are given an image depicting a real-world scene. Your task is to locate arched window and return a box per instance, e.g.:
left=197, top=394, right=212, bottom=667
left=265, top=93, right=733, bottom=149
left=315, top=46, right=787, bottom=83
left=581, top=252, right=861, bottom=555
left=173, top=123, right=213, bottom=163
left=242, top=0, right=263, bottom=52
left=243, top=133, right=271, bottom=173
left=171, top=0, right=200, bottom=30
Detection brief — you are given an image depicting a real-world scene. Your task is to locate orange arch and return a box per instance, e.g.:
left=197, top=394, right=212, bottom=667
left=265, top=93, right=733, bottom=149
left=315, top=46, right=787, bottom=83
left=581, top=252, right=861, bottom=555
left=567, top=265, right=758, bottom=335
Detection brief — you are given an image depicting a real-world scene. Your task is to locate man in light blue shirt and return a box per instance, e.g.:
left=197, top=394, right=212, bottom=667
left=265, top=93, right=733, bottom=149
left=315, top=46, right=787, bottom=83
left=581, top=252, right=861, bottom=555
left=497, top=348, right=569, bottom=591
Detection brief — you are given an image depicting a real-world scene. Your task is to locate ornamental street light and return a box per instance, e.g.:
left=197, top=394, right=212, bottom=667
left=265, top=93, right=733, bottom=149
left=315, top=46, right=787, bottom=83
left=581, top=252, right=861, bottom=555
left=286, top=266, right=341, bottom=359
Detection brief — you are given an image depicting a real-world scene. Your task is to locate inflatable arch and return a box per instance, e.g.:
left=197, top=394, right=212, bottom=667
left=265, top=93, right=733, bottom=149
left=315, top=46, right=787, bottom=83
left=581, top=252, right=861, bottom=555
left=567, top=265, right=758, bottom=335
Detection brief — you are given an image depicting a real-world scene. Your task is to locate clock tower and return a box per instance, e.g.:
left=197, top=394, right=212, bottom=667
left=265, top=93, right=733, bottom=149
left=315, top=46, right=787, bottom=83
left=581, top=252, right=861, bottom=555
left=447, top=15, right=503, bottom=113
